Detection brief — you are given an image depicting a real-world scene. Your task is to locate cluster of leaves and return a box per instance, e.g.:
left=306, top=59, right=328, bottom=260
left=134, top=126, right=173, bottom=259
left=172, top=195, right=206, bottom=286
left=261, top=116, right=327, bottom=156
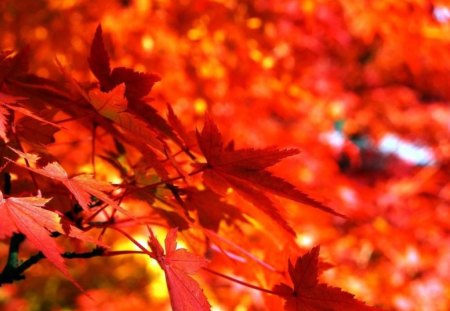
left=0, top=24, right=383, bottom=310
left=2, top=0, right=450, bottom=310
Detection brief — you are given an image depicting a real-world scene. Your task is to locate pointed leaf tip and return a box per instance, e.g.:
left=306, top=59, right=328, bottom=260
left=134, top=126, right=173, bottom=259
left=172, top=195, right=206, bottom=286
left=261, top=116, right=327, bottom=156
left=275, top=246, right=380, bottom=311
left=88, top=24, right=111, bottom=88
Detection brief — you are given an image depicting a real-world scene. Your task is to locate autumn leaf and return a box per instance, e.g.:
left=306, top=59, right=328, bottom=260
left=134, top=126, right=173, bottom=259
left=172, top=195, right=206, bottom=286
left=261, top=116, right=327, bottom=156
left=16, top=115, right=59, bottom=147
left=88, top=25, right=160, bottom=97
left=88, top=84, right=164, bottom=151
left=152, top=207, right=190, bottom=231
left=88, top=25, right=182, bottom=146
left=167, top=104, right=197, bottom=150
left=0, top=92, right=59, bottom=142
left=88, top=25, right=111, bottom=91
left=0, top=191, right=106, bottom=281
left=148, top=228, right=210, bottom=311
left=273, top=246, right=381, bottom=311
left=183, top=187, right=247, bottom=232
left=197, top=116, right=343, bottom=235
left=10, top=148, right=119, bottom=213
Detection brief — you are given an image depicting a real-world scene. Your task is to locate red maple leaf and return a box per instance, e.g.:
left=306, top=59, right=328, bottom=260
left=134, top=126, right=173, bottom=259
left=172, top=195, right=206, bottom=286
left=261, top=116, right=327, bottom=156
left=148, top=228, right=210, bottom=311
left=10, top=149, right=120, bottom=213
left=0, top=92, right=59, bottom=142
left=183, top=187, right=247, bottom=232
left=88, top=25, right=160, bottom=98
left=196, top=116, right=343, bottom=235
left=88, top=25, right=184, bottom=146
left=273, top=246, right=382, bottom=311
left=88, top=84, right=164, bottom=151
left=167, top=104, right=197, bottom=151
left=0, top=191, right=106, bottom=281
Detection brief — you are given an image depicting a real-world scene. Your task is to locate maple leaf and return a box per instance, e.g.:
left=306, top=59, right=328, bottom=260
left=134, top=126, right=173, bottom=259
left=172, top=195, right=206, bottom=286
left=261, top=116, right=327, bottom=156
left=88, top=84, right=164, bottom=151
left=88, top=25, right=183, bottom=146
left=148, top=228, right=210, bottom=311
left=88, top=25, right=111, bottom=90
left=16, top=115, right=59, bottom=147
left=183, top=187, right=247, bottom=232
left=196, top=116, right=343, bottom=235
left=88, top=25, right=160, bottom=97
left=0, top=191, right=106, bottom=281
left=10, top=149, right=119, bottom=212
left=167, top=104, right=197, bottom=150
left=0, top=92, right=59, bottom=142
left=273, top=246, right=381, bottom=311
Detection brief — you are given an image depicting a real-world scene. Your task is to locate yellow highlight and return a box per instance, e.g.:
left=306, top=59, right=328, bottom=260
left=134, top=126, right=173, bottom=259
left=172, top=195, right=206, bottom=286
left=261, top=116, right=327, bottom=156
left=345, top=277, right=365, bottom=295
left=262, top=56, right=274, bottom=69
left=302, top=0, right=316, bottom=14
left=298, top=167, right=313, bottom=183
left=148, top=276, right=169, bottom=300
left=250, top=49, right=263, bottom=62
left=9, top=173, right=18, bottom=181
left=147, top=259, right=168, bottom=301
left=194, top=98, right=208, bottom=115
left=114, top=234, right=148, bottom=252
left=296, top=233, right=315, bottom=248
left=247, top=17, right=262, bottom=29
left=289, top=85, right=302, bottom=97
left=137, top=0, right=151, bottom=13
left=235, top=306, right=247, bottom=311
left=187, top=27, right=206, bottom=40
left=329, top=100, right=344, bottom=118
left=213, top=30, right=225, bottom=42
left=141, top=35, right=154, bottom=52
left=48, top=0, right=76, bottom=9
left=422, top=25, right=448, bottom=40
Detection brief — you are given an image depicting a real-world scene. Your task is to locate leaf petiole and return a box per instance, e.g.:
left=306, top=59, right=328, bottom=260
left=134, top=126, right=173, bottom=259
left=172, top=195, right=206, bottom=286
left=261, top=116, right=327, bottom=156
left=202, top=267, right=278, bottom=295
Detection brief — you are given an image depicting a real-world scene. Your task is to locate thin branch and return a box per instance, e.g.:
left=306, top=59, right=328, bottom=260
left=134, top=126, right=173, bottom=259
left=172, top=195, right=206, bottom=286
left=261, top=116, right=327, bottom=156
left=103, top=250, right=147, bottom=257
left=0, top=247, right=107, bottom=285
left=203, top=267, right=279, bottom=295
left=110, top=226, right=153, bottom=257
left=91, top=122, right=97, bottom=177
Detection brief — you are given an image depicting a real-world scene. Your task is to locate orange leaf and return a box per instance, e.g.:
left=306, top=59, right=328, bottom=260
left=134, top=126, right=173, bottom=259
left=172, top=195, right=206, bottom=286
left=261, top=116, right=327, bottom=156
left=273, top=246, right=381, bottom=311
left=0, top=191, right=106, bottom=282
left=148, top=228, right=210, bottom=311
left=10, top=149, right=119, bottom=213
left=197, top=116, right=343, bottom=235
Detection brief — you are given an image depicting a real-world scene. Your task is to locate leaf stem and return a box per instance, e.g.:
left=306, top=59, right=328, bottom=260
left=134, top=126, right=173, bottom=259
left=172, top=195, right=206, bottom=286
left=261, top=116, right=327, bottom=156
left=103, top=250, right=146, bottom=257
left=148, top=166, right=207, bottom=189
left=202, top=267, right=278, bottom=295
left=110, top=226, right=152, bottom=256
left=91, top=122, right=97, bottom=177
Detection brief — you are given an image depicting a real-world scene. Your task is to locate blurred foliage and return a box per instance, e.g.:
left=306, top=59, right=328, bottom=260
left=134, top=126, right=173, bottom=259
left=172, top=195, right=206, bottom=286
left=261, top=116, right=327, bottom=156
left=1, top=0, right=450, bottom=310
